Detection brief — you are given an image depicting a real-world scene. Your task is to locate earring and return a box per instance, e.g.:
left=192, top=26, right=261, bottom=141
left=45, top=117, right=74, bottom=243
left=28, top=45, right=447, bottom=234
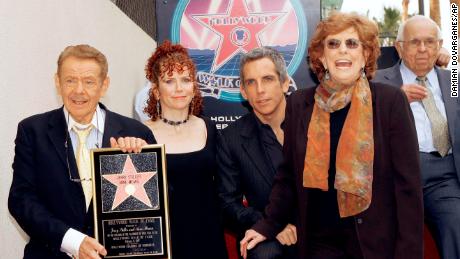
left=324, top=69, right=330, bottom=80
left=361, top=67, right=366, bottom=79
left=156, top=100, right=161, bottom=118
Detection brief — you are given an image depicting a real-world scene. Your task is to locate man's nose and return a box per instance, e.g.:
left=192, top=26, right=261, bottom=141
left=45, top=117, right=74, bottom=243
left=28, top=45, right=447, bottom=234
left=417, top=41, right=427, bottom=52
left=74, top=80, right=85, bottom=93
left=255, top=83, right=265, bottom=93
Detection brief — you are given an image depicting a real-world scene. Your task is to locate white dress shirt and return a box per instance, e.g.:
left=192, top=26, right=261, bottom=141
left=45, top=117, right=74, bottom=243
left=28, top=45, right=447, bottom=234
left=400, top=62, right=451, bottom=154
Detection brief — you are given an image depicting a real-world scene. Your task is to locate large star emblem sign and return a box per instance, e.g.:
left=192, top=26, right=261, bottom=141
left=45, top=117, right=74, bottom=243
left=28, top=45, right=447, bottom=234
left=103, top=155, right=156, bottom=210
left=192, top=0, right=286, bottom=72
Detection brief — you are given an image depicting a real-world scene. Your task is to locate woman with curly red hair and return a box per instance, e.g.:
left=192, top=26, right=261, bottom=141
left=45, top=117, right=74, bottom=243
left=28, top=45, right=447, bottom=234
left=144, top=40, right=228, bottom=259
left=241, top=12, right=423, bottom=259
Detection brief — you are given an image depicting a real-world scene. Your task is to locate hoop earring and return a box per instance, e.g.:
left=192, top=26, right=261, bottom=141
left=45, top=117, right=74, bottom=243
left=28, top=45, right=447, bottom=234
left=361, top=67, right=366, bottom=79
left=324, top=69, right=330, bottom=81
left=156, top=100, right=161, bottom=118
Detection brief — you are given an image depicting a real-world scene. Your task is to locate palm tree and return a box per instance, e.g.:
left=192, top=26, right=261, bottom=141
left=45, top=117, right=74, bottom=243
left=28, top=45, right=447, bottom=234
left=430, top=0, right=441, bottom=27
left=402, top=0, right=410, bottom=21
left=375, top=7, right=401, bottom=46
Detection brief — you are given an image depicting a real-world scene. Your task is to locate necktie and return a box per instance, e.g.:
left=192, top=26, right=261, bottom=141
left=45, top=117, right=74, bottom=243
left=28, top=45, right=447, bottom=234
left=417, top=76, right=451, bottom=156
left=73, top=125, right=94, bottom=210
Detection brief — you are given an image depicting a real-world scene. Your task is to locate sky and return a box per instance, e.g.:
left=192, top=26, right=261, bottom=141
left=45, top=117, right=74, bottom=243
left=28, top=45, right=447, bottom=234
left=342, top=0, right=454, bottom=67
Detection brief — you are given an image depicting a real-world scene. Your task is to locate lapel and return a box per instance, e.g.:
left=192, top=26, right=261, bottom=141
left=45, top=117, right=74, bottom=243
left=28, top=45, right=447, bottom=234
left=436, top=67, right=456, bottom=142
left=382, top=62, right=404, bottom=86
left=381, top=64, right=456, bottom=144
left=47, top=108, right=67, bottom=166
left=47, top=107, right=86, bottom=215
left=240, top=113, right=276, bottom=185
left=47, top=107, right=80, bottom=179
left=298, top=89, right=315, bottom=162
left=100, top=104, right=123, bottom=148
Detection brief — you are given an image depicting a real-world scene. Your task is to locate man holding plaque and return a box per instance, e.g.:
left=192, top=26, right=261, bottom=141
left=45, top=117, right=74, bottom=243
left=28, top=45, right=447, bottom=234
left=8, top=44, right=155, bottom=259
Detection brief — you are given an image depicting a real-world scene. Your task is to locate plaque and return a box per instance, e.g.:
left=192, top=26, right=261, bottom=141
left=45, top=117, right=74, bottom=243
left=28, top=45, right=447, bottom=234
left=91, top=145, right=171, bottom=258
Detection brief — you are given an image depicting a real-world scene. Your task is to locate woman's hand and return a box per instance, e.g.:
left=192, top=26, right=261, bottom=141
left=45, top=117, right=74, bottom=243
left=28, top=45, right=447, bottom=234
left=276, top=223, right=297, bottom=245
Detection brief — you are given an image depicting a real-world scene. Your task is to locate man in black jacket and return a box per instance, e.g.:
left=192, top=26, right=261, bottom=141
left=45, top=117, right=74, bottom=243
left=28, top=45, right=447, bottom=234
left=217, top=47, right=297, bottom=259
left=8, top=44, right=155, bottom=259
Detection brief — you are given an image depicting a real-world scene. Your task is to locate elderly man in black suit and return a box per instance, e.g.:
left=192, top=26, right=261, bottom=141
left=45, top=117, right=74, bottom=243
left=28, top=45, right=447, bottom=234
left=374, top=15, right=458, bottom=259
left=8, top=44, right=155, bottom=259
left=216, top=47, right=297, bottom=259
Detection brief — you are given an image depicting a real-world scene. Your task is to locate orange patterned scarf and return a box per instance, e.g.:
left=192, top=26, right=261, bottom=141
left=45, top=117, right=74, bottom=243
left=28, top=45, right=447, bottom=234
left=303, top=77, right=374, bottom=217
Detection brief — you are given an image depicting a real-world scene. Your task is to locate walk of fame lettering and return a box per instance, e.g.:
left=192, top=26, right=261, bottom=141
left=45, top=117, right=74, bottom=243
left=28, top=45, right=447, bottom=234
left=103, top=156, right=156, bottom=210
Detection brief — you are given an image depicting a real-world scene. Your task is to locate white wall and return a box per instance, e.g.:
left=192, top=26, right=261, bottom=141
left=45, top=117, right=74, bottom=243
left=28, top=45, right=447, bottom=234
left=0, top=0, right=156, bottom=257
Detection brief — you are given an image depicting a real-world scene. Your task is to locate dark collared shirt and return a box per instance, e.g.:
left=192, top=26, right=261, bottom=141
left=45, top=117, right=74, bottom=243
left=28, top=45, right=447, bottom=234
left=254, top=115, right=284, bottom=177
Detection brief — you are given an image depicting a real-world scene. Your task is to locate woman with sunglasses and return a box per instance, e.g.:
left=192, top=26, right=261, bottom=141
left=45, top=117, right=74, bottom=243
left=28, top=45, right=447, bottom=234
left=240, top=12, right=423, bottom=259
left=143, top=41, right=228, bottom=259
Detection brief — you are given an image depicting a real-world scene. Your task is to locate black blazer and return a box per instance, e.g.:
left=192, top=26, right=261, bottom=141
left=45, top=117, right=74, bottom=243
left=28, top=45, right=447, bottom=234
left=216, top=112, right=279, bottom=235
left=252, top=82, right=424, bottom=259
left=8, top=105, right=155, bottom=259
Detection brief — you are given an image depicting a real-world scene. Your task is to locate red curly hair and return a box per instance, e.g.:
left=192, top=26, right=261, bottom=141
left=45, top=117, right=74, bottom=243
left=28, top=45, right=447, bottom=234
left=308, top=12, right=380, bottom=81
left=144, top=40, right=203, bottom=121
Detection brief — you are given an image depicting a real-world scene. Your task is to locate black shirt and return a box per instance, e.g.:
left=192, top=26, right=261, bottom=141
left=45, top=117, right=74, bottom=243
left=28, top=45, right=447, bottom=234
left=308, top=104, right=355, bottom=230
left=254, top=115, right=284, bottom=177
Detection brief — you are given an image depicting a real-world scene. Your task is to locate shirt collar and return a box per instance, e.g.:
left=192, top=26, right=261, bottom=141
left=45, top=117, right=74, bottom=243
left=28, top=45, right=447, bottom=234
left=253, top=114, right=278, bottom=143
left=64, top=104, right=105, bottom=134
left=400, top=61, right=436, bottom=85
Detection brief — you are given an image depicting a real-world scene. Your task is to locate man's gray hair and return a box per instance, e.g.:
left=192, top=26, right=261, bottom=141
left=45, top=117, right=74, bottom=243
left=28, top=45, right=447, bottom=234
left=239, top=47, right=289, bottom=86
left=396, top=15, right=442, bottom=41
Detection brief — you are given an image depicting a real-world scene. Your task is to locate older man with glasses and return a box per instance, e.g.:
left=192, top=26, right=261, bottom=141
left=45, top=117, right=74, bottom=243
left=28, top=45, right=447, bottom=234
left=374, top=15, right=458, bottom=259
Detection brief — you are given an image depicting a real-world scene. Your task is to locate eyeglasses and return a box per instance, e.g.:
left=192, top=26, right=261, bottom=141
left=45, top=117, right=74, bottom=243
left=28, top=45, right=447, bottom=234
left=64, top=112, right=101, bottom=182
left=399, top=38, right=440, bottom=49
left=325, top=38, right=361, bottom=49
left=64, top=136, right=93, bottom=182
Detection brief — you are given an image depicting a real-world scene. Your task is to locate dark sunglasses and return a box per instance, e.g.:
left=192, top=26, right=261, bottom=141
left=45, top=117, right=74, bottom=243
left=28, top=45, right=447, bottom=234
left=326, top=38, right=361, bottom=49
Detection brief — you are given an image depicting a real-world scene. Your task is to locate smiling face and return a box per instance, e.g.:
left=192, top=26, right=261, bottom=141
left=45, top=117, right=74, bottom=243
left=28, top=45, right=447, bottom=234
left=55, top=56, right=109, bottom=124
left=320, top=27, right=367, bottom=88
left=154, top=67, right=194, bottom=113
left=240, top=57, right=289, bottom=122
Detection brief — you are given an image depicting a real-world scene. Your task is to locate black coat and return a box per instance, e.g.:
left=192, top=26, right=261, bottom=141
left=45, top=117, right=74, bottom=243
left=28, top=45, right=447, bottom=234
left=8, top=105, right=155, bottom=258
left=217, top=112, right=281, bottom=235
left=253, top=82, right=424, bottom=259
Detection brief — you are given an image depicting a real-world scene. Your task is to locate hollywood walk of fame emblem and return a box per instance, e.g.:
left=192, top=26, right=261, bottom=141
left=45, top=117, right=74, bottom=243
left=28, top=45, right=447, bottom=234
left=171, top=0, right=307, bottom=102
left=100, top=153, right=160, bottom=213
left=191, top=0, right=286, bottom=73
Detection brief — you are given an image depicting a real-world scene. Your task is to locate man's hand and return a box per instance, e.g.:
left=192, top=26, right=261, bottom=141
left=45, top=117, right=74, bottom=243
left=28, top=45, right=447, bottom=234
left=401, top=83, right=427, bottom=103
left=110, top=137, right=147, bottom=153
left=276, top=223, right=297, bottom=246
left=436, top=47, right=451, bottom=67
left=78, top=236, right=107, bottom=259
left=240, top=229, right=266, bottom=259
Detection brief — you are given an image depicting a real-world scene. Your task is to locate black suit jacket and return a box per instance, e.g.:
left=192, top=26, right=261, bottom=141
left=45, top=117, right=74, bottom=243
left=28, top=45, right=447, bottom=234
left=8, top=105, right=155, bottom=259
left=252, top=83, right=424, bottom=259
left=216, top=112, right=280, bottom=235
